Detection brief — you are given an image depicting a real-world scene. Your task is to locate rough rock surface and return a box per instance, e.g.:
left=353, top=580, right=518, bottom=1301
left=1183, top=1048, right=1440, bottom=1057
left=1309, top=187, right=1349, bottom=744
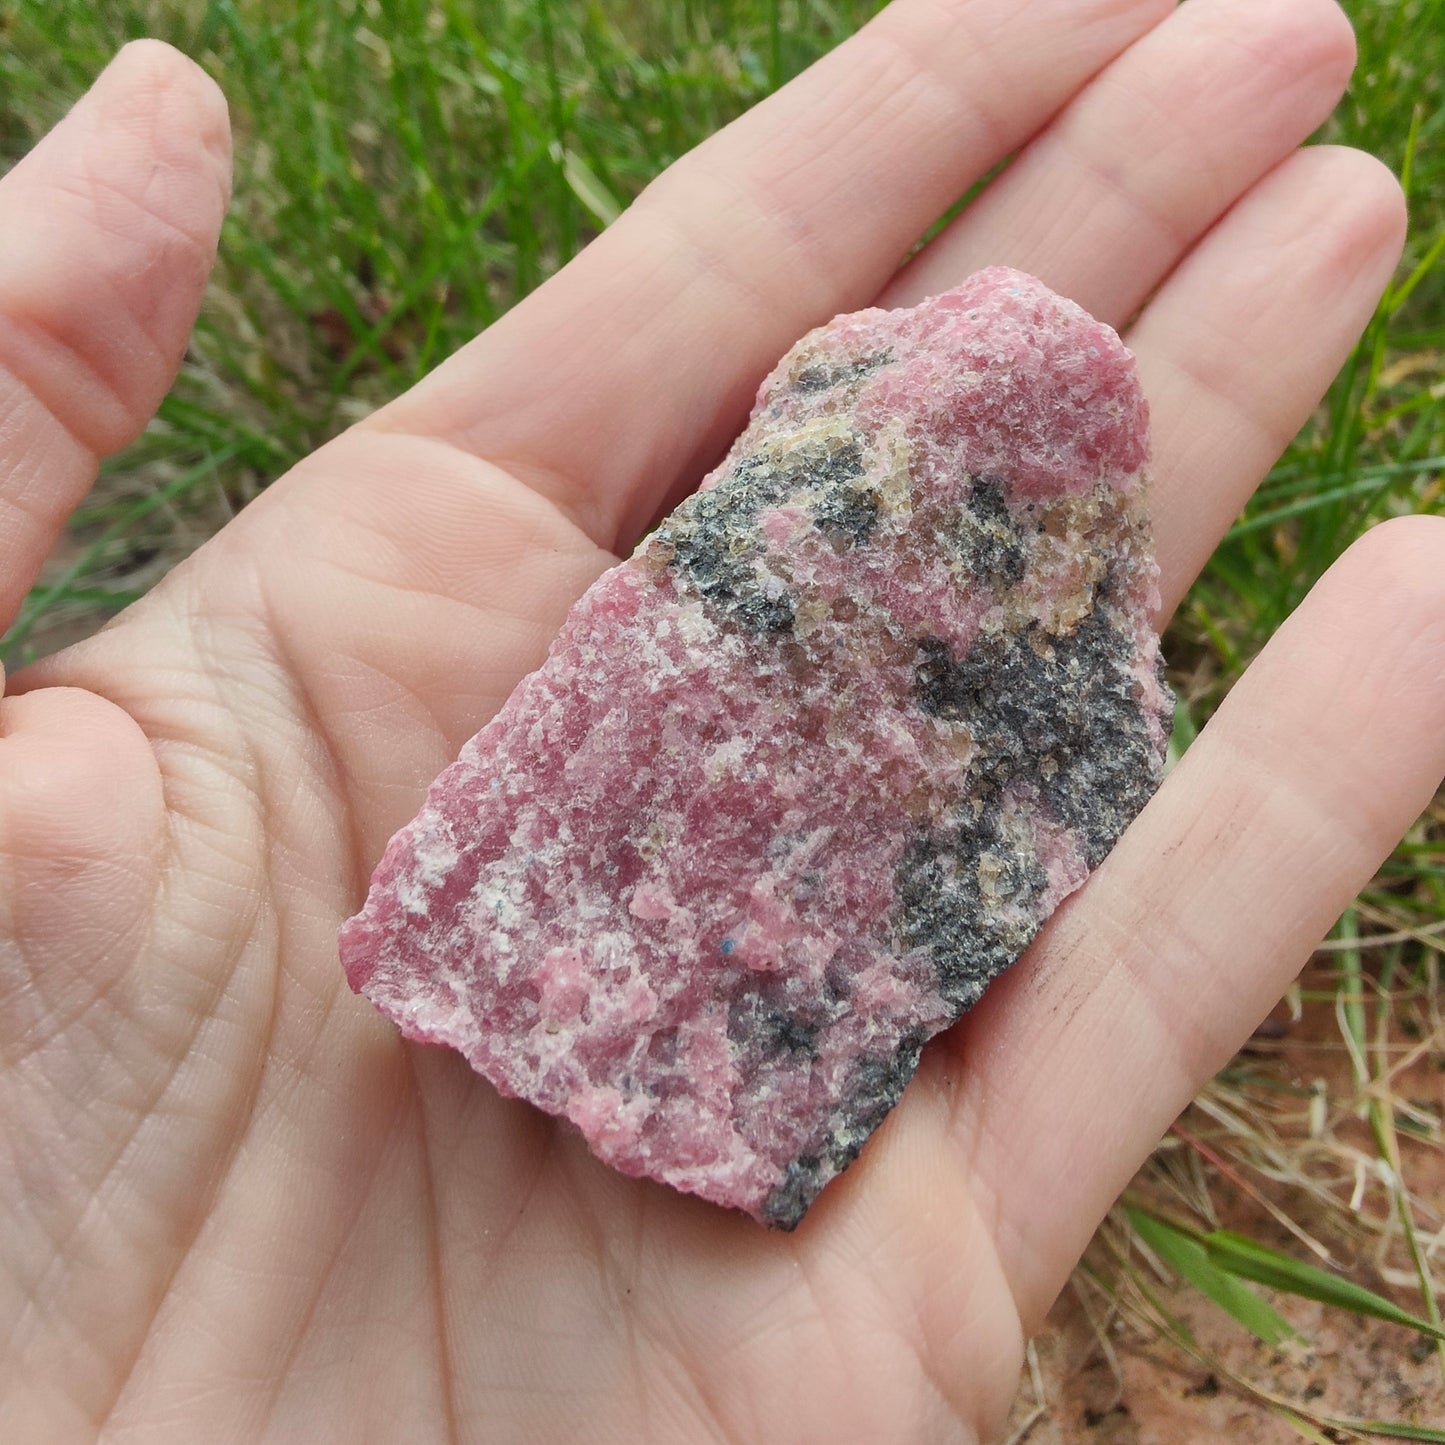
left=340, top=267, right=1173, bottom=1228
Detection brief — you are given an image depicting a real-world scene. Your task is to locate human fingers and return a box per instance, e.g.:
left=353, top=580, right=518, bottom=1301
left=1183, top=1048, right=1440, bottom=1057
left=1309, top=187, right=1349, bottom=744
left=1128, top=144, right=1406, bottom=617
left=0, top=40, right=230, bottom=634
left=942, top=514, right=1445, bottom=1331
left=366, top=0, right=1172, bottom=551
left=927, top=139, right=1407, bottom=1326
left=883, top=0, right=1356, bottom=323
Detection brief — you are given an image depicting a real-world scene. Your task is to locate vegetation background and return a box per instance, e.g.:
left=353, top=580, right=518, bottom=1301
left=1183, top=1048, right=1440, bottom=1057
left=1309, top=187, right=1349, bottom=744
left=1, top=0, right=1442, bottom=1437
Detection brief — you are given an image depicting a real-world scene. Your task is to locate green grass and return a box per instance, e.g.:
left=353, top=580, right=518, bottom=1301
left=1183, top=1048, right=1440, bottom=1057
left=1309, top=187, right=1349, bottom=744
left=3, top=0, right=1445, bottom=1431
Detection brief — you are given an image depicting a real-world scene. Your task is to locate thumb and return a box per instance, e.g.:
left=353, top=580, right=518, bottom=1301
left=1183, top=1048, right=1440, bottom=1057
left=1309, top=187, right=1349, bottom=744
left=0, top=39, right=231, bottom=634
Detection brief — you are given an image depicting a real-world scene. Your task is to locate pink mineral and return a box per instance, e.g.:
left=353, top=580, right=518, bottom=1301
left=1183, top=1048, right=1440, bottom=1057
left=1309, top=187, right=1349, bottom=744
left=340, top=267, right=1173, bottom=1228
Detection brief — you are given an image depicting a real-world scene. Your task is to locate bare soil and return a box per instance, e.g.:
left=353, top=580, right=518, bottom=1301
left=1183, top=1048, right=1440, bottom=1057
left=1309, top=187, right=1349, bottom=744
left=1006, top=957, right=1445, bottom=1443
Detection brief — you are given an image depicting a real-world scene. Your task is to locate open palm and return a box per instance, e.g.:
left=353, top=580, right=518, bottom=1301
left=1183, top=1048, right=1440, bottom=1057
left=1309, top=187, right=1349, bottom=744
left=5, top=4, right=1444, bottom=1441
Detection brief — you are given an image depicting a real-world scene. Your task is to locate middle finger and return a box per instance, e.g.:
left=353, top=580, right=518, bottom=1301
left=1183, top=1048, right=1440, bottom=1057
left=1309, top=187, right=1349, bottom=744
left=884, top=0, right=1357, bottom=325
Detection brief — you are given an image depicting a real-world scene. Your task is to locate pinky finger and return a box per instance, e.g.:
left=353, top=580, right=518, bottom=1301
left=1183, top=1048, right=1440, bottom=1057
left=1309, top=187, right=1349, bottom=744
left=948, top=513, right=1445, bottom=1328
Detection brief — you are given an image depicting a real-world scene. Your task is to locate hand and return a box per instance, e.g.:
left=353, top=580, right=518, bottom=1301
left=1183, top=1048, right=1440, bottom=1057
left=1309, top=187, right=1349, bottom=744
left=3, top=6, right=1441, bottom=1441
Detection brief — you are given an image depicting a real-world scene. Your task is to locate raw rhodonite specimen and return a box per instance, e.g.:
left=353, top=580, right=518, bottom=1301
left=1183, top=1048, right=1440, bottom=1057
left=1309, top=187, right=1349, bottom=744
left=341, top=266, right=1173, bottom=1228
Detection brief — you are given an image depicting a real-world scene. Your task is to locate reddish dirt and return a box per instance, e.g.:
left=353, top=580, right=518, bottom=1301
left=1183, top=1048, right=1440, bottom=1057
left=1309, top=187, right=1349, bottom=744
left=1006, top=954, right=1445, bottom=1443
left=1007, top=1281, right=1445, bottom=1442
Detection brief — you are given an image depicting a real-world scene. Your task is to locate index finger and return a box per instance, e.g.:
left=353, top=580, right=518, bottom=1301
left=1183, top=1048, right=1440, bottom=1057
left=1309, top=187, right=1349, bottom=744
left=365, top=0, right=1171, bottom=551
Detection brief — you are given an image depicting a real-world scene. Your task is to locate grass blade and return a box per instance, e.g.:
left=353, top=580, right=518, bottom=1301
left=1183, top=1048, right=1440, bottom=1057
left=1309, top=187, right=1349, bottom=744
left=1331, top=1424, right=1445, bottom=1443
left=1275, top=1413, right=1344, bottom=1444
left=1126, top=1207, right=1295, bottom=1346
left=560, top=146, right=622, bottom=227
left=1201, top=1230, right=1445, bottom=1343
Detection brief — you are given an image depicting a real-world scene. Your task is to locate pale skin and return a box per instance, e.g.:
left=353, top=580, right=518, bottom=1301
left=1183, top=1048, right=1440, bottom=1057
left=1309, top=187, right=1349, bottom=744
left=2, top=1, right=1443, bottom=1440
